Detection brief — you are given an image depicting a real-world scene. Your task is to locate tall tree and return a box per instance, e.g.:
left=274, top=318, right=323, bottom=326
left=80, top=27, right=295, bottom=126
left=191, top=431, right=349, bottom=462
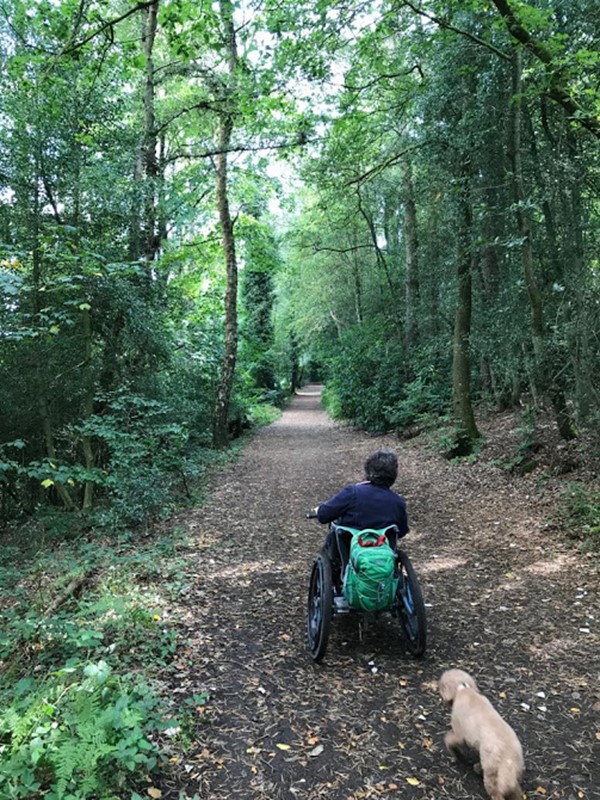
left=212, top=0, right=241, bottom=447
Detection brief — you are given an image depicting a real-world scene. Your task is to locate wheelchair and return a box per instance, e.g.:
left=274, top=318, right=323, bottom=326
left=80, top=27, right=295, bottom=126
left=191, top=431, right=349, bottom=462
left=306, top=517, right=427, bottom=663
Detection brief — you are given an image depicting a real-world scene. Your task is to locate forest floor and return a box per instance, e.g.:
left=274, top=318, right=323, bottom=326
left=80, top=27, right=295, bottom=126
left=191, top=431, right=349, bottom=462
left=152, top=385, right=599, bottom=800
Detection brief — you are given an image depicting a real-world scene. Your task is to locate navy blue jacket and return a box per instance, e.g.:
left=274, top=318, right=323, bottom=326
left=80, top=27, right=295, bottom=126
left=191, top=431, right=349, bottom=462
left=317, top=481, right=409, bottom=536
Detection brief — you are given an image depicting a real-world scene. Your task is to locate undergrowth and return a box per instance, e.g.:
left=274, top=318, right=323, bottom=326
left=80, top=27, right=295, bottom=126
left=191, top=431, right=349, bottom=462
left=0, top=525, right=199, bottom=799
left=0, top=422, right=258, bottom=799
left=555, top=482, right=600, bottom=553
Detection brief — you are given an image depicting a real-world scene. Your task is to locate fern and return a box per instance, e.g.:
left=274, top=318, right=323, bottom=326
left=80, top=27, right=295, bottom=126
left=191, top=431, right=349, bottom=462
left=0, top=662, right=159, bottom=799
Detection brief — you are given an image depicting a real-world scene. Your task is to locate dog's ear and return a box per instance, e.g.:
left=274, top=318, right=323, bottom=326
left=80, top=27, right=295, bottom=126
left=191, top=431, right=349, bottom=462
left=438, top=675, right=455, bottom=703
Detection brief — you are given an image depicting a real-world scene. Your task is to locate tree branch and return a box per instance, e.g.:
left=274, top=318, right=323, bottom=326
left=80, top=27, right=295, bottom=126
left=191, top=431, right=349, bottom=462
left=345, top=143, right=424, bottom=186
left=306, top=243, right=376, bottom=255
left=163, top=135, right=320, bottom=162
left=58, top=2, right=156, bottom=56
left=344, top=65, right=424, bottom=93
left=400, top=0, right=510, bottom=62
left=490, top=0, right=600, bottom=138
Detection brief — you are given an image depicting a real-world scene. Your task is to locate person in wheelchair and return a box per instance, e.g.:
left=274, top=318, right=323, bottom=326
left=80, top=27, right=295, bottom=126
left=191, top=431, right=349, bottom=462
left=314, top=448, right=409, bottom=585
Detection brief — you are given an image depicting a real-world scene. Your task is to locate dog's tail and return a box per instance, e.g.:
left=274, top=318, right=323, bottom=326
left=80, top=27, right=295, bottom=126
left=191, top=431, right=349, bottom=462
left=496, top=757, right=522, bottom=800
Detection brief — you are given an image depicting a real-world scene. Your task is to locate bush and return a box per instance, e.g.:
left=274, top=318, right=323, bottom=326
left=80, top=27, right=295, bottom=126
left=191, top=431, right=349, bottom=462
left=75, top=392, right=190, bottom=527
left=557, top=482, right=600, bottom=552
left=0, top=662, right=160, bottom=800
left=385, top=375, right=450, bottom=431
left=320, top=323, right=450, bottom=433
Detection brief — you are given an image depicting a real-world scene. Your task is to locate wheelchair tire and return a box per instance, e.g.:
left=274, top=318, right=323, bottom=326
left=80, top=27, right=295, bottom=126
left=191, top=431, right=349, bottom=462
left=396, top=550, right=427, bottom=657
left=307, top=550, right=333, bottom=662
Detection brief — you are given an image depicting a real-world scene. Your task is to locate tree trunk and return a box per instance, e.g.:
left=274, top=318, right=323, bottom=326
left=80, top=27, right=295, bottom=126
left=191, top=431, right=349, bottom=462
left=81, top=305, right=95, bottom=512
left=565, top=130, right=592, bottom=422
left=510, top=50, right=576, bottom=439
left=142, top=0, right=159, bottom=265
left=70, top=136, right=96, bottom=511
left=128, top=0, right=159, bottom=265
left=357, top=189, right=398, bottom=305
left=402, top=163, right=420, bottom=361
left=351, top=230, right=363, bottom=324
left=31, top=180, right=75, bottom=510
left=212, top=0, right=239, bottom=447
left=452, top=158, right=480, bottom=451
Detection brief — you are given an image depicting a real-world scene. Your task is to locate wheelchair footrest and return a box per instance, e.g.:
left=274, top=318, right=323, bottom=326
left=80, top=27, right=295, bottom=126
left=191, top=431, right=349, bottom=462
left=333, top=595, right=350, bottom=614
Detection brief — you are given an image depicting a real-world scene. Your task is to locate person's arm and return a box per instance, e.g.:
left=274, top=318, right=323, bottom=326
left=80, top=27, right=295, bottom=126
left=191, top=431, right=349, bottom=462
left=397, top=498, right=409, bottom=537
left=316, top=485, right=355, bottom=524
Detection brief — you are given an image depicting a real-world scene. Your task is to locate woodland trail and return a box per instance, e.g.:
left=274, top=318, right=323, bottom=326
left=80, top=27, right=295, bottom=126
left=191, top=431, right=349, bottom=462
left=158, top=385, right=599, bottom=800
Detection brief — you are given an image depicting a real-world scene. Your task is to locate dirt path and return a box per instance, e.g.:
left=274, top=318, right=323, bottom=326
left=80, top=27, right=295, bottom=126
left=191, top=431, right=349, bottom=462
left=159, top=386, right=599, bottom=800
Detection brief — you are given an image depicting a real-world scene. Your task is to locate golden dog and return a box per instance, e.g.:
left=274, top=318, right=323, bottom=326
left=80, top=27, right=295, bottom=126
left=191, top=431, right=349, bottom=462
left=438, top=669, right=524, bottom=800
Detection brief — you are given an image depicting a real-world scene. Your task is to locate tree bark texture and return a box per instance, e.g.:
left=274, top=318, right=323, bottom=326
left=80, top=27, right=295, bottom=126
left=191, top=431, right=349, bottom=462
left=142, top=0, right=159, bottom=264
left=452, top=160, right=480, bottom=447
left=30, top=166, right=75, bottom=509
left=212, top=0, right=240, bottom=447
left=128, top=0, right=159, bottom=265
left=402, top=163, right=420, bottom=360
left=510, top=50, right=576, bottom=439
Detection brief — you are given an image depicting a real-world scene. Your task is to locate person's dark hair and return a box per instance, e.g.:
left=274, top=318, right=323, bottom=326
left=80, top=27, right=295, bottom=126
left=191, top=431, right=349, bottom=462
left=364, top=448, right=398, bottom=487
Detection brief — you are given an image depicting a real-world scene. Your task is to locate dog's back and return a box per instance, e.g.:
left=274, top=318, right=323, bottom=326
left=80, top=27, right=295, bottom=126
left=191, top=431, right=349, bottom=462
left=451, top=689, right=524, bottom=799
left=451, top=690, right=519, bottom=746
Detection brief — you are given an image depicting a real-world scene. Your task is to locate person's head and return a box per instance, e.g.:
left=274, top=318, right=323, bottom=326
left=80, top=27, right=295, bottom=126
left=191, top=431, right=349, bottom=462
left=364, top=448, right=398, bottom=487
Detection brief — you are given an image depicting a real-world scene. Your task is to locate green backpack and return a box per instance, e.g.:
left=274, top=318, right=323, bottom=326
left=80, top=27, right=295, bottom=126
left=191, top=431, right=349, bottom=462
left=343, top=529, right=397, bottom=612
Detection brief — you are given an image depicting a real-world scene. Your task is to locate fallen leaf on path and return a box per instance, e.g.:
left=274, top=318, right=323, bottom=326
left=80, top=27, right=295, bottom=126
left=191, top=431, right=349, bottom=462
left=308, top=744, right=324, bottom=757
left=147, top=789, right=162, bottom=799
left=406, top=777, right=421, bottom=786
left=276, top=743, right=291, bottom=750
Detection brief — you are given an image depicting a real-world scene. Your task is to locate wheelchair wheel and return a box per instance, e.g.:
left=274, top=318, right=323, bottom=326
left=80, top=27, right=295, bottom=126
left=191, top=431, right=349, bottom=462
left=396, top=550, right=427, bottom=657
left=307, top=550, right=333, bottom=662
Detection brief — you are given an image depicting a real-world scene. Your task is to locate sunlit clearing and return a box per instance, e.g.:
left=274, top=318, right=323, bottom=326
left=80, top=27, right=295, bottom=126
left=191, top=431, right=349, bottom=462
left=524, top=553, right=576, bottom=575
left=419, top=555, right=468, bottom=574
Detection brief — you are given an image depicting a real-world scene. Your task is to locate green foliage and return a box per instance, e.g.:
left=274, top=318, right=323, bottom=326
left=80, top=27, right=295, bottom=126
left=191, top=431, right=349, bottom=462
left=494, top=406, right=540, bottom=475
left=246, top=403, right=282, bottom=428
left=0, top=523, right=204, bottom=799
left=556, top=483, right=600, bottom=553
left=320, top=323, right=450, bottom=433
left=76, top=393, right=190, bottom=527
left=0, top=662, right=159, bottom=800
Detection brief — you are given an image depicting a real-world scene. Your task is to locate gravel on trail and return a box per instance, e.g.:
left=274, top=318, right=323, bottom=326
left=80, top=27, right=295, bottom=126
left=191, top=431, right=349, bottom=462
left=157, top=385, right=599, bottom=800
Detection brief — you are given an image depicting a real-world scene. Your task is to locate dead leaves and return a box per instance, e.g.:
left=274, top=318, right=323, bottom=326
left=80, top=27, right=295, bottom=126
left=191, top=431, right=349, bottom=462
left=242, top=730, right=326, bottom=772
